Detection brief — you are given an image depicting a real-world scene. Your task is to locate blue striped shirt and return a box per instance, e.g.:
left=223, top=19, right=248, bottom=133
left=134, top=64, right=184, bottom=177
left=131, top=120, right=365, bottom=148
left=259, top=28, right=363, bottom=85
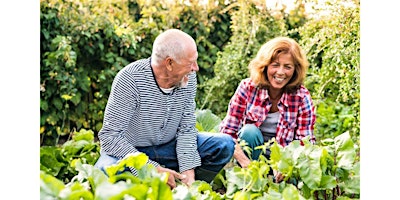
left=98, top=57, right=201, bottom=173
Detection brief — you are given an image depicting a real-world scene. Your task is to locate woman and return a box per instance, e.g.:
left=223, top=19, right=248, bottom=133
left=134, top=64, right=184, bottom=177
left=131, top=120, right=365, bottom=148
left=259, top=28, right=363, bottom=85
left=219, top=36, right=316, bottom=181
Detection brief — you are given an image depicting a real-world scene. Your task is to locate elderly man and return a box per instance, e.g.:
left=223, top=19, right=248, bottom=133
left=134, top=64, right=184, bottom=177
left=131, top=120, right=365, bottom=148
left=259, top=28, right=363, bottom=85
left=94, top=29, right=235, bottom=188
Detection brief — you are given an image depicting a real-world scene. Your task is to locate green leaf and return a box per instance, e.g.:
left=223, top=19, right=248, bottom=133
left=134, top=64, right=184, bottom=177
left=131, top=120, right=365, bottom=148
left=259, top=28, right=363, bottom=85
left=321, top=148, right=334, bottom=175
left=62, top=140, right=90, bottom=156
left=40, top=146, right=66, bottom=176
left=173, top=185, right=195, bottom=200
left=233, top=191, right=252, bottom=200
left=195, top=109, right=222, bottom=132
left=70, top=92, right=82, bottom=106
left=269, top=142, right=282, bottom=170
left=59, top=182, right=94, bottom=200
left=105, top=152, right=149, bottom=176
left=282, top=184, right=305, bottom=200
left=40, top=100, right=49, bottom=111
left=40, top=171, right=65, bottom=199
left=341, top=162, right=360, bottom=194
left=266, top=188, right=283, bottom=200
left=95, top=182, right=131, bottom=200
left=278, top=141, right=303, bottom=178
left=147, top=178, right=173, bottom=200
left=109, top=184, right=149, bottom=200
left=250, top=166, right=269, bottom=192
left=334, top=132, right=356, bottom=169
left=108, top=172, right=141, bottom=184
left=53, top=98, right=63, bottom=110
left=297, top=146, right=322, bottom=189
left=225, top=167, right=244, bottom=198
left=73, top=161, right=109, bottom=191
left=99, top=43, right=104, bottom=51
left=73, top=129, right=95, bottom=142
left=336, top=197, right=352, bottom=200
left=195, top=123, right=204, bottom=132
left=319, top=175, right=336, bottom=189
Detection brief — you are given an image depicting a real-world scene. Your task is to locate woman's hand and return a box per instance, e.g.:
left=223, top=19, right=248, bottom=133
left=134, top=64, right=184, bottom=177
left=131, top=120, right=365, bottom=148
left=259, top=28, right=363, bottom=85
left=233, top=139, right=251, bottom=168
left=273, top=170, right=284, bottom=183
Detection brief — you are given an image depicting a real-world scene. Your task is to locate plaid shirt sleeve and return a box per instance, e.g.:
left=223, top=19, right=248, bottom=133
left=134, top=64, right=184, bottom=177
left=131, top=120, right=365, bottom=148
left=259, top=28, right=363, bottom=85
left=275, top=86, right=316, bottom=147
left=219, top=80, right=249, bottom=139
left=294, top=89, right=316, bottom=144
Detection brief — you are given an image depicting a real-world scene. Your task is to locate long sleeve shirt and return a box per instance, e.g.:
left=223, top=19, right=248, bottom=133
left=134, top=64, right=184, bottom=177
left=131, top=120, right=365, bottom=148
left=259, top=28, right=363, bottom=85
left=219, top=78, right=316, bottom=147
left=98, top=57, right=201, bottom=173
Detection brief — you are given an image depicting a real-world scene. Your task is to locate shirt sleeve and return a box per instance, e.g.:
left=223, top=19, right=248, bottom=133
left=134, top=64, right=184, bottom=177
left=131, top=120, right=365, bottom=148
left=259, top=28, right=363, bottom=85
left=295, top=90, right=316, bottom=144
left=98, top=69, right=161, bottom=170
left=219, top=80, right=248, bottom=139
left=176, top=73, right=201, bottom=172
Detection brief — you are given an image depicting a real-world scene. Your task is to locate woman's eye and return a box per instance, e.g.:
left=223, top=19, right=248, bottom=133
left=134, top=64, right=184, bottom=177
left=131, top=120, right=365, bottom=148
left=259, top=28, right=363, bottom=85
left=285, top=65, right=293, bottom=69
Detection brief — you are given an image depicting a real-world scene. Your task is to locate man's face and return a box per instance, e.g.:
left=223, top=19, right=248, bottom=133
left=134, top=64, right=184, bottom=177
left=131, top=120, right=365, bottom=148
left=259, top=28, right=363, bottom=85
left=171, top=51, right=199, bottom=88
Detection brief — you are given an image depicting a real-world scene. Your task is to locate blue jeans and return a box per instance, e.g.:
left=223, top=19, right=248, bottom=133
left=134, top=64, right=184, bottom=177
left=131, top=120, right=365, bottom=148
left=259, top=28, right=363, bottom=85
left=238, top=124, right=268, bottom=160
left=94, top=132, right=235, bottom=183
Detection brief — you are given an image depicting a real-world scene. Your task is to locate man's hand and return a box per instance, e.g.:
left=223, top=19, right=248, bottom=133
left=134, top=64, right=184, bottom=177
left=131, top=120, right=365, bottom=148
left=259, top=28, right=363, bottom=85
left=180, top=169, right=195, bottom=187
left=156, top=166, right=184, bottom=189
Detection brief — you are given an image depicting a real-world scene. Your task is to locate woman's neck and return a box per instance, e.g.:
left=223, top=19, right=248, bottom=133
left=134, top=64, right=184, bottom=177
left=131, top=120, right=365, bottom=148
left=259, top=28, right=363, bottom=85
left=269, top=89, right=282, bottom=100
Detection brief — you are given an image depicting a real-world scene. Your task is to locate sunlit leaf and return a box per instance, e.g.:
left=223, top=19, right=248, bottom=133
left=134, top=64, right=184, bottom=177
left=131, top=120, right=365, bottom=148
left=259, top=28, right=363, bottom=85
left=61, top=94, right=73, bottom=101
left=334, top=132, right=356, bottom=169
left=40, top=171, right=65, bottom=199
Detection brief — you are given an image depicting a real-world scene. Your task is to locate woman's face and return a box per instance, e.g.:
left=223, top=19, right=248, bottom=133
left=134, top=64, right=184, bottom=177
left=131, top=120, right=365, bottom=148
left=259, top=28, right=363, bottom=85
left=267, top=53, right=295, bottom=91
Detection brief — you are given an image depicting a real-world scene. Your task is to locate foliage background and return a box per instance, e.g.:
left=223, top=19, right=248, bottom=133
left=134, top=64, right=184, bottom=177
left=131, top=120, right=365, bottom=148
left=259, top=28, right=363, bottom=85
left=40, top=0, right=360, bottom=147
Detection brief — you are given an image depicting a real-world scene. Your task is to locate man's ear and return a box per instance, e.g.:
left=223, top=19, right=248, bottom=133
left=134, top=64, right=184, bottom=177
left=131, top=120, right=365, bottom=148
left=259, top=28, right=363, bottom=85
left=165, top=57, right=173, bottom=71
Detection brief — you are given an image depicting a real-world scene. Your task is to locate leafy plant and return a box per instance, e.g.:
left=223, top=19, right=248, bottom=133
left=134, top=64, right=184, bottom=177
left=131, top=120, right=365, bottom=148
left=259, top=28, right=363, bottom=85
left=269, top=132, right=359, bottom=199
left=41, top=152, right=173, bottom=200
left=314, top=99, right=358, bottom=142
left=40, top=123, right=359, bottom=199
left=40, top=128, right=100, bottom=183
left=195, top=109, right=222, bottom=132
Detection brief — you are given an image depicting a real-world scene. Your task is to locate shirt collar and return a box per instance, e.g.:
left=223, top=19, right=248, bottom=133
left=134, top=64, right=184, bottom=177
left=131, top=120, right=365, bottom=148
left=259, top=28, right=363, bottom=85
left=259, top=87, right=291, bottom=108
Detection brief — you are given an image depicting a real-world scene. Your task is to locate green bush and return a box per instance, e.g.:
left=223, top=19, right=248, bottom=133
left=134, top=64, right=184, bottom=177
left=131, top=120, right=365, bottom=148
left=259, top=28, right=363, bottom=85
left=298, top=0, right=360, bottom=140
left=40, top=0, right=233, bottom=146
left=40, top=0, right=140, bottom=145
left=199, top=0, right=288, bottom=117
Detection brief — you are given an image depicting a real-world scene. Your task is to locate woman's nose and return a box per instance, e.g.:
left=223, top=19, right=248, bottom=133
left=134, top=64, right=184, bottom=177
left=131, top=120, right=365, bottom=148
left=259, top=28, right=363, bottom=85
left=276, top=66, right=284, bottom=74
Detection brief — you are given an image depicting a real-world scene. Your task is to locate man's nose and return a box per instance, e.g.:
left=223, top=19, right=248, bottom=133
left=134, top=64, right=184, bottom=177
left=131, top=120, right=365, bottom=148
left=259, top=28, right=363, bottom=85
left=191, top=61, right=199, bottom=72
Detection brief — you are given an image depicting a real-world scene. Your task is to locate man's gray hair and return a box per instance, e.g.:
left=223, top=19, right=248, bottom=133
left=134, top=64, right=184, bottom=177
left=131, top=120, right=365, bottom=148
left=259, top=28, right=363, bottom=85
left=151, top=29, right=194, bottom=66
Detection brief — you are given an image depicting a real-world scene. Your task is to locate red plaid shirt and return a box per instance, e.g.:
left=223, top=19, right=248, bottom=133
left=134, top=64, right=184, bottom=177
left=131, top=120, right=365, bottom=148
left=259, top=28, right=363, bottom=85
left=220, top=78, right=316, bottom=147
